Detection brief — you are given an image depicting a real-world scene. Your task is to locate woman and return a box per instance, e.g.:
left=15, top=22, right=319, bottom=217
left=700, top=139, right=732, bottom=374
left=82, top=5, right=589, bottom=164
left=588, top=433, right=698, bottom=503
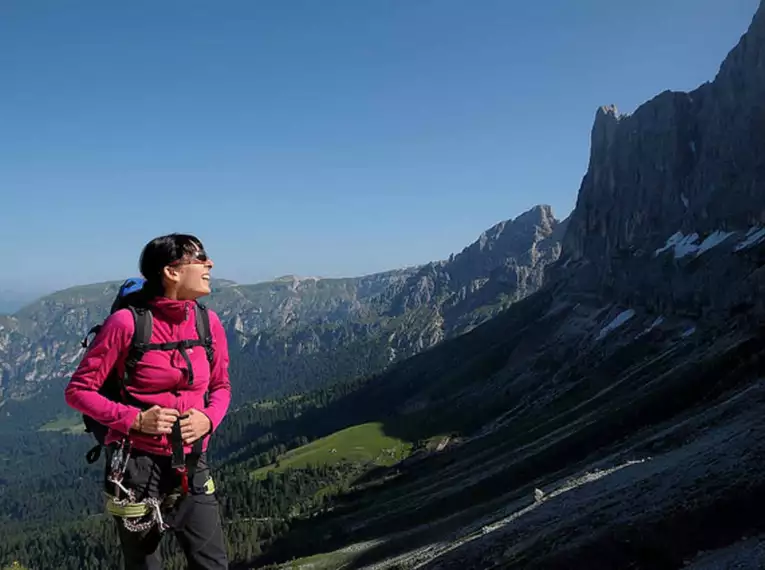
left=65, top=233, right=231, bottom=570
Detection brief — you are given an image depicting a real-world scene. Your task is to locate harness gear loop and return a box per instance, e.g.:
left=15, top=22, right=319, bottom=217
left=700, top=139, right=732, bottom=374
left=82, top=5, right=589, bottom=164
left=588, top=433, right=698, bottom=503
left=107, top=494, right=169, bottom=533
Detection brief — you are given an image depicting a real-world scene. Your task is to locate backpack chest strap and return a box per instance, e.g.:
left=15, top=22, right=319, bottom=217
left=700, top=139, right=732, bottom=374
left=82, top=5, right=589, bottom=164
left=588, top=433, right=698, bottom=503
left=135, top=339, right=208, bottom=386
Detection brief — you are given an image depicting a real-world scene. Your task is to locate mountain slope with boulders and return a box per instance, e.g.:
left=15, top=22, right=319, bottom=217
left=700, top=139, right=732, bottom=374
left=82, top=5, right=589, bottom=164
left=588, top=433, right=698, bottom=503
left=0, top=205, right=564, bottom=425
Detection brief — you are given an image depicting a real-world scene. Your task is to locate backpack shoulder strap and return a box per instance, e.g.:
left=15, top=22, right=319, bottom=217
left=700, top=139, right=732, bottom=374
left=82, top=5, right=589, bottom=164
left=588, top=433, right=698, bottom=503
left=194, top=302, right=214, bottom=416
left=194, top=302, right=215, bottom=364
left=123, top=306, right=153, bottom=386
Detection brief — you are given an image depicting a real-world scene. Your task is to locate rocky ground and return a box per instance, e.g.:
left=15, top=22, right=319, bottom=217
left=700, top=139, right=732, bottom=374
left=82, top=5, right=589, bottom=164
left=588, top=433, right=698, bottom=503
left=262, top=300, right=765, bottom=570
left=412, top=377, right=765, bottom=569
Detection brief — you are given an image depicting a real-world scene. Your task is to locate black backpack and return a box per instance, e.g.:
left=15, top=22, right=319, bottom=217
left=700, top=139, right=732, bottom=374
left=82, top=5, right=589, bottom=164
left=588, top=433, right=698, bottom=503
left=80, top=277, right=214, bottom=463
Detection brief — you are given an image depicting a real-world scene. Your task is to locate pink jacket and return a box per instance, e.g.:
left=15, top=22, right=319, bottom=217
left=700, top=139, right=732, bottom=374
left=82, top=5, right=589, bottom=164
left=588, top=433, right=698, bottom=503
left=65, top=297, right=231, bottom=456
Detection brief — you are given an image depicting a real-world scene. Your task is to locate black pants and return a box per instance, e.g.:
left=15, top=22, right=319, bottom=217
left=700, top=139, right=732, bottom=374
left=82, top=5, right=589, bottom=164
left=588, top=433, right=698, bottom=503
left=105, top=446, right=229, bottom=570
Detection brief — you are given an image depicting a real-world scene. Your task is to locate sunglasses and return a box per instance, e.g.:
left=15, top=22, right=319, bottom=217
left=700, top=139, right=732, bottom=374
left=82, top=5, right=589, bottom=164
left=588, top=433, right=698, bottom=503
left=168, top=250, right=211, bottom=267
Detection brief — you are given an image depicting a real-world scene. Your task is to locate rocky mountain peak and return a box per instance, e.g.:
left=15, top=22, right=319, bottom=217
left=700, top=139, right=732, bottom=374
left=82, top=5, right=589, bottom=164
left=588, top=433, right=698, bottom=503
left=385, top=205, right=565, bottom=323
left=591, top=104, right=621, bottom=155
left=514, top=203, right=556, bottom=227
left=715, top=0, right=765, bottom=85
left=473, top=204, right=560, bottom=254
left=554, top=0, right=765, bottom=317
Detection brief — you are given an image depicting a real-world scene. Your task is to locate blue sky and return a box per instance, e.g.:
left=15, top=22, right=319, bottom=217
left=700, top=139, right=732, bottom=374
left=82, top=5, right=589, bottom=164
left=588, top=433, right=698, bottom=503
left=1, top=0, right=759, bottom=294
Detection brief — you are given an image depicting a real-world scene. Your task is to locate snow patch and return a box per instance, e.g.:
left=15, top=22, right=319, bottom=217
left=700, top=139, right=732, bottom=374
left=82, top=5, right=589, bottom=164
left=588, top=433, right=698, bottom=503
left=696, top=230, right=735, bottom=255
left=689, top=140, right=696, bottom=154
left=636, top=316, right=665, bottom=339
left=681, top=193, right=689, bottom=209
left=596, top=309, right=636, bottom=341
left=734, top=227, right=765, bottom=251
left=681, top=326, right=696, bottom=338
left=654, top=230, right=734, bottom=258
left=654, top=232, right=700, bottom=258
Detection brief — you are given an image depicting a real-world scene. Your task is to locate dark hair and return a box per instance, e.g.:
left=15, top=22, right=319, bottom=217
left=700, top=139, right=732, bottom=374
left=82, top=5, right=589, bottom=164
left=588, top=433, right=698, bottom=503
left=139, top=233, right=205, bottom=297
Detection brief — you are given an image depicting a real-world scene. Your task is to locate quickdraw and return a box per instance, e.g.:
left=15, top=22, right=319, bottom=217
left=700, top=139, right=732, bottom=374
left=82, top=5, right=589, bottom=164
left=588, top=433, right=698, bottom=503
left=106, top=440, right=133, bottom=496
left=107, top=439, right=132, bottom=498
left=105, top=423, right=199, bottom=534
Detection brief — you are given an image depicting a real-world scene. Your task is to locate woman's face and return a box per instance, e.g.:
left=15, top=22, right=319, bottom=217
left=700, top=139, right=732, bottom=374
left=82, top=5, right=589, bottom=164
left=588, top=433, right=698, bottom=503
left=166, top=247, right=214, bottom=300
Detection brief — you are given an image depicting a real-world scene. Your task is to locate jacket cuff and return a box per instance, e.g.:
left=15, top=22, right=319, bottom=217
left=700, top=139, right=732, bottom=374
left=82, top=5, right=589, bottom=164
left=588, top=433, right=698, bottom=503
left=114, top=406, right=142, bottom=436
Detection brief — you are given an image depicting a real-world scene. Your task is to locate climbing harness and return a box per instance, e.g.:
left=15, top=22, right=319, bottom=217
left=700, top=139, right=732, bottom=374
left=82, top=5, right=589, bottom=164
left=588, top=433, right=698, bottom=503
left=104, top=427, right=205, bottom=534
left=105, top=439, right=176, bottom=533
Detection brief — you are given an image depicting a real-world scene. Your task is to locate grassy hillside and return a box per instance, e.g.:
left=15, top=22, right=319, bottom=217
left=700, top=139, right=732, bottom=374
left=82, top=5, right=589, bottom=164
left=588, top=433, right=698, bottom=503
left=38, top=413, right=85, bottom=434
left=252, top=422, right=413, bottom=480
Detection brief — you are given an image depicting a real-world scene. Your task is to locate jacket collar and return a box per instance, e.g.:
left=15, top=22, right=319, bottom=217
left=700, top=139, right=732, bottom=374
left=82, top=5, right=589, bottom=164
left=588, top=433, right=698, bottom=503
left=147, top=296, right=195, bottom=324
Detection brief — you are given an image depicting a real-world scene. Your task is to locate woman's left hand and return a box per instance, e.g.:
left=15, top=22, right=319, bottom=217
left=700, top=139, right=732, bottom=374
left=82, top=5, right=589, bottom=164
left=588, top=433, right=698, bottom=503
left=179, top=409, right=212, bottom=445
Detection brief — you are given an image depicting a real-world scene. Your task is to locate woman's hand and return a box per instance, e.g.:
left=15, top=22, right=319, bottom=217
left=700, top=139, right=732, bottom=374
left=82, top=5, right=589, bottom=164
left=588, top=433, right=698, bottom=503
left=131, top=406, right=179, bottom=435
left=179, top=409, right=212, bottom=445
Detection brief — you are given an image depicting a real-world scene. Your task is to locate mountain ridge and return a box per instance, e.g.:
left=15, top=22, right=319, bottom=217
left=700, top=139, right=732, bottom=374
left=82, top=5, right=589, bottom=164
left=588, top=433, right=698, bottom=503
left=0, top=204, right=563, bottom=410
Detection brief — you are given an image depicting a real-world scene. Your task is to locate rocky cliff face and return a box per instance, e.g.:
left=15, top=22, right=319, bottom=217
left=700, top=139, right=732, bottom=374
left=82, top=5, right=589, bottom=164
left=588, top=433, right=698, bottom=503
left=556, top=2, right=765, bottom=318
